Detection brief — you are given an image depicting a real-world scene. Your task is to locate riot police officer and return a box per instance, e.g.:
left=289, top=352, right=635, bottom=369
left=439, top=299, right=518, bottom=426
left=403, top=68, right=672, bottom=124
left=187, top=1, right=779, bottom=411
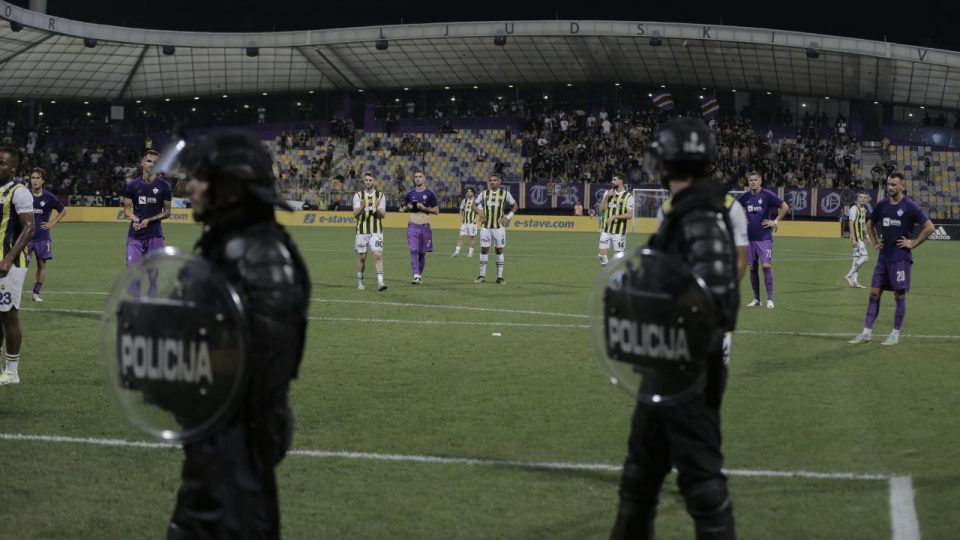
left=610, top=119, right=739, bottom=540
left=167, top=131, right=311, bottom=539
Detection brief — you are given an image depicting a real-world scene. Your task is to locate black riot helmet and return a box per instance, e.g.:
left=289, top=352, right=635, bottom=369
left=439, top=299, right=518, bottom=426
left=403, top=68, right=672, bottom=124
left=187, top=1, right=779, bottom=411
left=645, top=118, right=718, bottom=187
left=181, top=130, right=292, bottom=215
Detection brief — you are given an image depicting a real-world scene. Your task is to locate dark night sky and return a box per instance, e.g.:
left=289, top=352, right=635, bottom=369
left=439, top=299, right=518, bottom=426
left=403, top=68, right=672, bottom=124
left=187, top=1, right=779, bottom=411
left=9, top=0, right=960, bottom=51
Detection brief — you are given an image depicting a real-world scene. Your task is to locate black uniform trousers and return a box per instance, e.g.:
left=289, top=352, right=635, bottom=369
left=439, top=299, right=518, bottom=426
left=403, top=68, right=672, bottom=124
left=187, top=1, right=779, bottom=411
left=612, top=356, right=733, bottom=540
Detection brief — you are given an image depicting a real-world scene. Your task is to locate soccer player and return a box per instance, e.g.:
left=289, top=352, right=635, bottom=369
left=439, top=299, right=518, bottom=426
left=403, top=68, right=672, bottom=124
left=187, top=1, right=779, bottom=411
left=597, top=173, right=634, bottom=267
left=738, top=171, right=789, bottom=308
left=473, top=173, right=518, bottom=284
left=849, top=173, right=934, bottom=345
left=122, top=149, right=172, bottom=297
left=452, top=187, right=478, bottom=257
left=844, top=191, right=870, bottom=288
left=353, top=172, right=387, bottom=291
left=26, top=168, right=66, bottom=302
left=400, top=170, right=438, bottom=284
left=0, top=148, right=36, bottom=386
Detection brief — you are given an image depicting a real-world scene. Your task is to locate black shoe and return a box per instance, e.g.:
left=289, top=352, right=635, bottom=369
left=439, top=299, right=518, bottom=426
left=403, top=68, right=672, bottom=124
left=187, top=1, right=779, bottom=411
left=496, top=277, right=505, bottom=285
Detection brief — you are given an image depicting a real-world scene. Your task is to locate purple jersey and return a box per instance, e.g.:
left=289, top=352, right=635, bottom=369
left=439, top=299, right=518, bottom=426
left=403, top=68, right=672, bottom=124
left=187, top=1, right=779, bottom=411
left=31, top=189, right=65, bottom=242
left=738, top=188, right=785, bottom=242
left=870, top=196, right=929, bottom=263
left=123, top=177, right=172, bottom=240
left=404, top=188, right=438, bottom=212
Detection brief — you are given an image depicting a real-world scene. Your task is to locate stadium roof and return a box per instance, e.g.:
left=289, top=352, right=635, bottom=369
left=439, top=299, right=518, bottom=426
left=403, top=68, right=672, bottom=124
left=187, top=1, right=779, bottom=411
left=2, top=3, right=960, bottom=108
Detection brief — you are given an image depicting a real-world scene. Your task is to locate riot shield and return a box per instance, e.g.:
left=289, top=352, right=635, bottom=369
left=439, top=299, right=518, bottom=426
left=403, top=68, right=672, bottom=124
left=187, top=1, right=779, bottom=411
left=100, top=247, right=249, bottom=443
left=589, top=248, right=722, bottom=405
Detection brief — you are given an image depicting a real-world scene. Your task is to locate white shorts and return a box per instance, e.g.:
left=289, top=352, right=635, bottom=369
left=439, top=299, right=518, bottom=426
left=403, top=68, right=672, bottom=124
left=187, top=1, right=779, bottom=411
left=0, top=266, right=26, bottom=312
left=355, top=233, right=384, bottom=254
left=479, top=227, right=506, bottom=249
left=852, top=241, right=868, bottom=260
left=459, top=223, right=478, bottom=237
left=599, top=231, right=626, bottom=252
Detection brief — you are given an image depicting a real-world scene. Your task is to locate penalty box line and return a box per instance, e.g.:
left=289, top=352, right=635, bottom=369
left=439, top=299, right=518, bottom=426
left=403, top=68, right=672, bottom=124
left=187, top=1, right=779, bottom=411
left=0, top=433, right=920, bottom=540
left=0, top=432, right=892, bottom=479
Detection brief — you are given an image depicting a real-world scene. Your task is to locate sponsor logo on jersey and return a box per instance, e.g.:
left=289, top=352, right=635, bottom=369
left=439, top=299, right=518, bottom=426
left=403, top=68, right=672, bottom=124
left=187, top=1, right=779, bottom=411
left=882, top=217, right=902, bottom=227
left=138, top=196, right=159, bottom=205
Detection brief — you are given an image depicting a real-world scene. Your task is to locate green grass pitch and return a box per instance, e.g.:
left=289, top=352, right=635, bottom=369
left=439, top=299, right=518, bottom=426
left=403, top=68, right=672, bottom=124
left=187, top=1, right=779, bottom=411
left=1, top=222, right=957, bottom=539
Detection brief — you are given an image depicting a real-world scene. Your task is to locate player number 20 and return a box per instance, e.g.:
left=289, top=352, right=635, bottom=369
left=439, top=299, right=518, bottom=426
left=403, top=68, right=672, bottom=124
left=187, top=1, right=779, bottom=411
left=896, top=270, right=905, bottom=281
left=0, top=292, right=11, bottom=305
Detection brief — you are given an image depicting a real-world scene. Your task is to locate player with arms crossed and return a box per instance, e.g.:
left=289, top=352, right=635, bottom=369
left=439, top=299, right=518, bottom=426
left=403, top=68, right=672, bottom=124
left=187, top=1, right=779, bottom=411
left=452, top=187, right=478, bottom=258
left=737, top=171, right=789, bottom=308
left=0, top=148, right=36, bottom=386
left=598, top=173, right=634, bottom=267
left=400, top=170, right=439, bottom=284
left=353, top=172, right=387, bottom=291
left=26, top=168, right=66, bottom=302
left=849, top=173, right=934, bottom=345
left=123, top=149, right=172, bottom=297
left=473, top=174, right=518, bottom=284
left=844, top=191, right=870, bottom=288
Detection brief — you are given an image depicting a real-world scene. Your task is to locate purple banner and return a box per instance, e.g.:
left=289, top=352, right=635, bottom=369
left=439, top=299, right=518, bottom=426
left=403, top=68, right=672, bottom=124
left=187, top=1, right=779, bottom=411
left=525, top=184, right=552, bottom=209
left=782, top=188, right=812, bottom=217
left=816, top=189, right=854, bottom=218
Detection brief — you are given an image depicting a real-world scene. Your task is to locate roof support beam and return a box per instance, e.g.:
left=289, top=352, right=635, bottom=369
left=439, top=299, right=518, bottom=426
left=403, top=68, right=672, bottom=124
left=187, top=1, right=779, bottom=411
left=310, top=45, right=365, bottom=89
left=115, top=45, right=149, bottom=101
left=0, top=33, right=55, bottom=67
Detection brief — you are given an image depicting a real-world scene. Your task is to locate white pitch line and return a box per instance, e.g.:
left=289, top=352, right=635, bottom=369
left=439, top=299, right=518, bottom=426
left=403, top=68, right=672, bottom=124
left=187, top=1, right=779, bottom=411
left=0, top=433, right=892, bottom=481
left=311, top=316, right=588, bottom=329
left=21, top=307, right=103, bottom=316
left=890, top=476, right=922, bottom=540
left=18, top=308, right=589, bottom=329
left=19, top=306, right=960, bottom=340
left=311, top=299, right=589, bottom=319
left=37, top=291, right=590, bottom=319
left=737, top=330, right=960, bottom=340
left=0, top=434, right=920, bottom=539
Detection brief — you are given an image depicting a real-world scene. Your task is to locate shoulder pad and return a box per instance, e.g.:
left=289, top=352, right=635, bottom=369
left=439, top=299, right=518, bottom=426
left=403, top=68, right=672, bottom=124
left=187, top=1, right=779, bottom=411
left=223, top=234, right=294, bottom=268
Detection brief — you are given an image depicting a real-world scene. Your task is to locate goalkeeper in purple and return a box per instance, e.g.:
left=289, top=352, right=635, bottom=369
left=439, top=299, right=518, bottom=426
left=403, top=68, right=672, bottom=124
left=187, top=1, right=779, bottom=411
left=400, top=170, right=438, bottom=285
left=27, top=168, right=66, bottom=302
left=122, top=150, right=172, bottom=296
left=737, top=171, right=789, bottom=309
left=849, top=173, right=934, bottom=346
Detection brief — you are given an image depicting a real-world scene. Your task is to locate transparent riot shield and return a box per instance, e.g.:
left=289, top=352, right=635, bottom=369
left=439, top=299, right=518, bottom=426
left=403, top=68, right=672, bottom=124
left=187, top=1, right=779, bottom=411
left=101, top=247, right=248, bottom=443
left=589, top=248, right=722, bottom=405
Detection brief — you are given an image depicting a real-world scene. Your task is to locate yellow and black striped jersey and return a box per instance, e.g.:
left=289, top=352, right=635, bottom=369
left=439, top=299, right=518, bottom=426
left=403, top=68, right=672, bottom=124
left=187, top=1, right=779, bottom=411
left=460, top=198, right=477, bottom=225
left=0, top=182, right=30, bottom=268
left=353, top=189, right=384, bottom=234
left=849, top=205, right=867, bottom=242
left=474, top=189, right=516, bottom=229
left=602, top=190, right=634, bottom=235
